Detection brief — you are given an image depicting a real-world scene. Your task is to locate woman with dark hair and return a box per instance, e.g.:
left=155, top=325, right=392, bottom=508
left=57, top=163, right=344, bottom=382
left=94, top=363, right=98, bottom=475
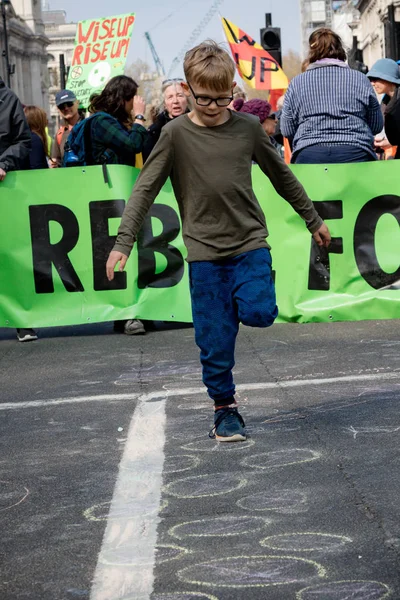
left=23, top=105, right=49, bottom=170
left=71, top=75, right=148, bottom=167
left=69, top=75, right=148, bottom=335
left=281, top=28, right=383, bottom=163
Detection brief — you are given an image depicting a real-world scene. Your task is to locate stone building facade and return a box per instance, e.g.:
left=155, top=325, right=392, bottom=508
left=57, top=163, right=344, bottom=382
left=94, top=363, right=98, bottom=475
left=357, top=0, right=400, bottom=67
left=42, top=9, right=77, bottom=134
left=0, top=0, right=49, bottom=109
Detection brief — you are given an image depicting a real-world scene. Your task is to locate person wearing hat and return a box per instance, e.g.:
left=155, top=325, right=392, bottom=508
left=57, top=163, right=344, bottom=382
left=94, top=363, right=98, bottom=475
left=367, top=58, right=400, bottom=159
left=50, top=90, right=83, bottom=167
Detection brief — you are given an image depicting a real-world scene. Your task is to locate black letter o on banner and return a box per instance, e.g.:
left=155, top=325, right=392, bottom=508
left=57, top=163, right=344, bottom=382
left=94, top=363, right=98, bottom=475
left=354, top=195, right=400, bottom=289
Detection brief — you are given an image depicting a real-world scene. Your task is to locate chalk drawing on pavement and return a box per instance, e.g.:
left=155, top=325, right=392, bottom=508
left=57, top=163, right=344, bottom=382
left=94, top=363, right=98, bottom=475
left=242, top=448, right=321, bottom=470
left=155, top=544, right=191, bottom=564
left=0, top=481, right=30, bottom=512
left=237, top=489, right=308, bottom=513
left=169, top=516, right=271, bottom=540
left=177, top=555, right=326, bottom=588
left=181, top=438, right=255, bottom=452
left=296, top=580, right=391, bottom=599
left=151, top=593, right=220, bottom=600
left=99, top=543, right=188, bottom=567
left=178, top=403, right=214, bottom=411
left=163, top=473, right=247, bottom=499
left=346, top=425, right=400, bottom=440
left=260, top=532, right=352, bottom=552
left=164, top=454, right=201, bottom=474
left=83, top=498, right=168, bottom=521
left=100, top=592, right=219, bottom=600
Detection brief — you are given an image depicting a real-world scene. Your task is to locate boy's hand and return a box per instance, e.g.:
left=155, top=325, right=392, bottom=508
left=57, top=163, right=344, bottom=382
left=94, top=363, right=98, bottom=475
left=312, top=223, right=331, bottom=248
left=106, top=251, right=128, bottom=281
left=0, top=168, right=6, bottom=181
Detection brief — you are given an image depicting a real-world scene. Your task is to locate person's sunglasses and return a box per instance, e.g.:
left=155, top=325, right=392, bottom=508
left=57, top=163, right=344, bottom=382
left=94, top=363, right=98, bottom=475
left=187, top=82, right=233, bottom=107
left=59, top=101, right=74, bottom=110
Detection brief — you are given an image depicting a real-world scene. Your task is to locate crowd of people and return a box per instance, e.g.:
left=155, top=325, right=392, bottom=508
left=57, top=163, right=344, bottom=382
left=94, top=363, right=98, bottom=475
left=1, top=27, right=400, bottom=347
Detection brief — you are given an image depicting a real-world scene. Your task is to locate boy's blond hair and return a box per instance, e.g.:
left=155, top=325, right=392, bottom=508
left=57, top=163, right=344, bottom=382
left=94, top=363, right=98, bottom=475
left=184, top=40, right=235, bottom=92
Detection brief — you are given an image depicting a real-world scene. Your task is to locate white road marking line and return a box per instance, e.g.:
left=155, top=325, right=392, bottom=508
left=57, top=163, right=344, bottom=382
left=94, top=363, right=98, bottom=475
left=0, top=393, right=139, bottom=411
left=1, top=371, right=400, bottom=411
left=90, top=396, right=166, bottom=600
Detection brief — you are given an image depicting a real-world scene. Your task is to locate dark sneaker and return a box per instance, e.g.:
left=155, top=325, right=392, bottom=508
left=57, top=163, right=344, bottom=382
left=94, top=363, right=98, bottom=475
left=210, top=407, right=246, bottom=442
left=123, top=319, right=146, bottom=335
left=16, top=329, right=38, bottom=342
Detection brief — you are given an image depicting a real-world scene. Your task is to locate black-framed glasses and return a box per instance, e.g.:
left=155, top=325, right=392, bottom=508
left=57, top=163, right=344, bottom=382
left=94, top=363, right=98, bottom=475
left=58, top=101, right=74, bottom=110
left=187, top=82, right=233, bottom=107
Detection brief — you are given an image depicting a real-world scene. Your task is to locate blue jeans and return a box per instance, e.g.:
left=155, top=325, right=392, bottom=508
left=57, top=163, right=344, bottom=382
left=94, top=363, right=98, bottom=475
left=294, top=144, right=376, bottom=164
left=189, top=248, right=278, bottom=403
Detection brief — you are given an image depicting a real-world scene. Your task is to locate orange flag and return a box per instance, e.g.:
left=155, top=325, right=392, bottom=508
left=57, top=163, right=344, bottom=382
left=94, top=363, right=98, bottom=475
left=222, top=17, right=288, bottom=91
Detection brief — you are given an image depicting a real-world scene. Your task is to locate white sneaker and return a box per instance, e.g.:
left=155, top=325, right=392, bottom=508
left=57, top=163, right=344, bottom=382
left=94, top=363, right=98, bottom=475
left=16, top=329, right=38, bottom=342
left=123, top=319, right=146, bottom=335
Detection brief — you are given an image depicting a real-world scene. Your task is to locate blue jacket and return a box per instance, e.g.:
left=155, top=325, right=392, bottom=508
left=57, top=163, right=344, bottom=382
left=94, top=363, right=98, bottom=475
left=281, top=62, right=383, bottom=161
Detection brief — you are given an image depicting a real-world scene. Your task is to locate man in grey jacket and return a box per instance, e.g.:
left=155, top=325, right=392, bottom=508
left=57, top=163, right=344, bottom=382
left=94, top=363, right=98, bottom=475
left=0, top=76, right=31, bottom=181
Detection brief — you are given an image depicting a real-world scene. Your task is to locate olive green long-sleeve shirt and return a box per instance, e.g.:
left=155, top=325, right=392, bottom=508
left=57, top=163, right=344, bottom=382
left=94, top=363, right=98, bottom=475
left=113, top=111, right=323, bottom=262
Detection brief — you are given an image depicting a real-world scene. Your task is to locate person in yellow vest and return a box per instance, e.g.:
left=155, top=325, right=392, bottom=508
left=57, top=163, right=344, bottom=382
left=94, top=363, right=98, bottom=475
left=50, top=89, right=83, bottom=167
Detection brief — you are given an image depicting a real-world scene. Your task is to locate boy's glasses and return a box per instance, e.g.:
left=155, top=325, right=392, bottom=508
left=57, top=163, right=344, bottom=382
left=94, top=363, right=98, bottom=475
left=187, top=82, right=233, bottom=107
left=59, top=102, right=74, bottom=110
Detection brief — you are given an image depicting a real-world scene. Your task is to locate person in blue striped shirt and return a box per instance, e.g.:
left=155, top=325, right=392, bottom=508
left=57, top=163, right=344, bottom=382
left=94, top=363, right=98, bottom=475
left=281, top=28, right=383, bottom=164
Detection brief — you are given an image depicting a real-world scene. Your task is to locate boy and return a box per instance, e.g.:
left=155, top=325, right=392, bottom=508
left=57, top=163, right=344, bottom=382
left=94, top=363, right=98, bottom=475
left=106, top=41, right=331, bottom=442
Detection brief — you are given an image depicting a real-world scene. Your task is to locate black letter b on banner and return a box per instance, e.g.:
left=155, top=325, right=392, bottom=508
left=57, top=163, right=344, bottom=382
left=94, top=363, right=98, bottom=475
left=137, top=204, right=184, bottom=289
left=29, top=204, right=83, bottom=293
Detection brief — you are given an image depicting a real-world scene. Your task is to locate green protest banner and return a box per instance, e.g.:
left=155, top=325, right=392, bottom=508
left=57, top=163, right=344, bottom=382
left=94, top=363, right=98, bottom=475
left=0, top=162, right=399, bottom=329
left=66, top=13, right=135, bottom=107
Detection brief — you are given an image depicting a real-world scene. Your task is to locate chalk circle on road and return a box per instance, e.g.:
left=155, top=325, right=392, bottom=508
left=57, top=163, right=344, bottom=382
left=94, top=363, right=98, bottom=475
left=242, top=448, right=321, bottom=470
left=237, top=489, right=308, bottom=513
left=164, top=454, right=201, bottom=474
left=181, top=438, right=255, bottom=452
left=163, top=473, right=247, bottom=499
left=296, top=580, right=391, bottom=599
left=169, top=516, right=271, bottom=539
left=177, top=555, right=326, bottom=588
left=260, top=532, right=352, bottom=552
left=0, top=481, right=29, bottom=512
left=83, top=498, right=168, bottom=521
left=152, top=593, right=220, bottom=600
left=155, top=544, right=191, bottom=564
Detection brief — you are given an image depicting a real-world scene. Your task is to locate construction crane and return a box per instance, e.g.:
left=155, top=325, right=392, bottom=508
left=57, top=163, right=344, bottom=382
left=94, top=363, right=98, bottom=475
left=167, top=0, right=224, bottom=77
left=144, top=32, right=165, bottom=78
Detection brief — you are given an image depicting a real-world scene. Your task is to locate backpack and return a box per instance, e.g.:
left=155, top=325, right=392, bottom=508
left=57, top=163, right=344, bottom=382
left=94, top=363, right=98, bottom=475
left=62, top=112, right=144, bottom=169
left=62, top=114, right=97, bottom=168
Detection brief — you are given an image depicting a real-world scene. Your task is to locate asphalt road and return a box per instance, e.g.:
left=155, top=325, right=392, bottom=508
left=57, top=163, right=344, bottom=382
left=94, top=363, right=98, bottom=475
left=0, top=319, right=399, bottom=600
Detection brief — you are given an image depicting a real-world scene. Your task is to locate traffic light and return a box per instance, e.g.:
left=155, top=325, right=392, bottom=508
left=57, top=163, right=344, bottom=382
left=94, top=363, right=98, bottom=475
left=260, top=13, right=282, bottom=67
